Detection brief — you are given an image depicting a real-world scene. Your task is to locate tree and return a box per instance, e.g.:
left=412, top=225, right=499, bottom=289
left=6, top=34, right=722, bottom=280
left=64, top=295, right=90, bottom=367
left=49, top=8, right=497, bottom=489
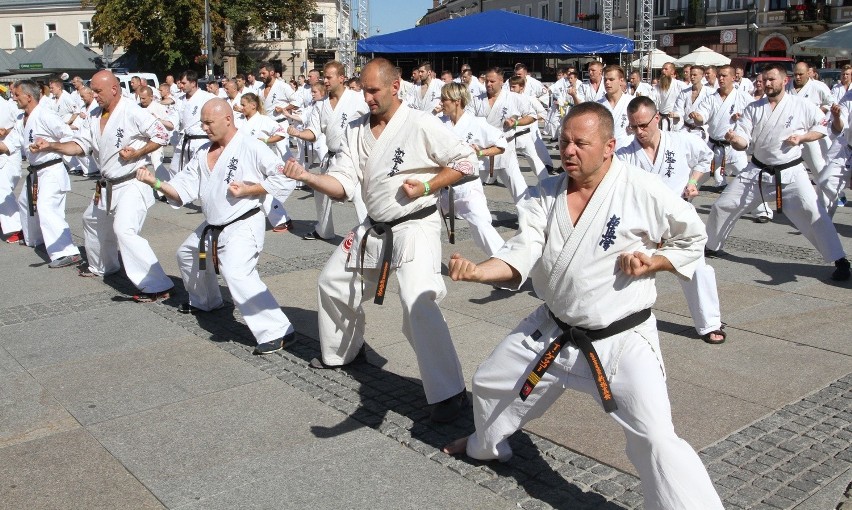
left=85, top=0, right=316, bottom=75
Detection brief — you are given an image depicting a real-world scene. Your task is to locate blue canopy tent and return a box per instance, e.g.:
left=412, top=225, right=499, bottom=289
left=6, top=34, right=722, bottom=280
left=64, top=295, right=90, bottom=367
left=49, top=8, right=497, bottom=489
left=357, top=11, right=633, bottom=55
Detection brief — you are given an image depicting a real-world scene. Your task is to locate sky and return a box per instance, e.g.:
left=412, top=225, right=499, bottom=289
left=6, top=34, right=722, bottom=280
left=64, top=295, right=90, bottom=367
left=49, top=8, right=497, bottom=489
left=367, top=0, right=434, bottom=36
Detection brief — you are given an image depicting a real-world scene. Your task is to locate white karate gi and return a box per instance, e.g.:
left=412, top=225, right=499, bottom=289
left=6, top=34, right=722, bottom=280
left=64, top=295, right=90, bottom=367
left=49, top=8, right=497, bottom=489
left=227, top=95, right=245, bottom=129
left=0, top=98, right=22, bottom=235
left=169, top=131, right=294, bottom=344
left=831, top=82, right=852, bottom=104
left=305, top=88, right=369, bottom=239
left=239, top=112, right=297, bottom=228
left=473, top=91, right=534, bottom=202
left=170, top=89, right=216, bottom=176
left=706, top=94, right=846, bottom=264
left=143, top=100, right=178, bottom=176
left=318, top=104, right=477, bottom=404
left=734, top=77, right=754, bottom=94
left=786, top=78, right=833, bottom=174
left=692, top=88, right=756, bottom=192
left=514, top=93, right=552, bottom=180
left=596, top=93, right=635, bottom=149
left=674, top=85, right=712, bottom=139
left=16, top=105, right=81, bottom=261
left=290, top=84, right=313, bottom=163
left=407, top=79, right=443, bottom=114
left=49, top=91, right=79, bottom=124
left=440, top=112, right=507, bottom=256
left=69, top=100, right=100, bottom=176
left=653, top=82, right=684, bottom=131
left=259, top=79, right=295, bottom=123
left=73, top=97, right=173, bottom=293
left=577, top=80, right=605, bottom=103
left=819, top=90, right=852, bottom=217
left=616, top=132, right=723, bottom=336
left=545, top=79, right=567, bottom=139
left=631, top=81, right=654, bottom=98
left=464, top=160, right=723, bottom=510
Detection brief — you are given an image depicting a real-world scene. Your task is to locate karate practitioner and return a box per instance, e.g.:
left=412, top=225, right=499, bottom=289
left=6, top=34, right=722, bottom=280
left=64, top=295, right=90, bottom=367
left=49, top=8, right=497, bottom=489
left=653, top=62, right=683, bottom=131
left=595, top=65, right=634, bottom=148
left=68, top=87, right=101, bottom=177
left=733, top=67, right=754, bottom=94
left=442, top=102, right=724, bottom=509
left=286, top=60, right=369, bottom=241
left=138, top=85, right=177, bottom=181
left=617, top=96, right=726, bottom=343
left=675, top=65, right=712, bottom=141
left=170, top=70, right=216, bottom=177
left=139, top=98, right=296, bottom=354
left=281, top=58, right=478, bottom=423
left=47, top=78, right=79, bottom=126
left=690, top=65, right=772, bottom=220
left=508, top=76, right=554, bottom=178
left=237, top=92, right=297, bottom=233
left=786, top=61, right=833, bottom=177
left=628, top=71, right=654, bottom=97
left=13, top=81, right=82, bottom=268
left=223, top=79, right=245, bottom=128
left=440, top=82, right=507, bottom=257
left=473, top=68, right=536, bottom=202
left=0, top=93, right=23, bottom=243
left=705, top=64, right=850, bottom=281
left=831, top=65, right=852, bottom=103
left=819, top=91, right=852, bottom=217
left=570, top=61, right=605, bottom=104
left=259, top=62, right=296, bottom=124
left=29, top=71, right=175, bottom=301
left=407, top=61, right=443, bottom=115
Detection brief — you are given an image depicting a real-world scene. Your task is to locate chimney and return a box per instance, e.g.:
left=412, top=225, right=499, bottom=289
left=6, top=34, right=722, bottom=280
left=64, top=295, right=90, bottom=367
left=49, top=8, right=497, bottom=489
left=434, top=0, right=440, bottom=7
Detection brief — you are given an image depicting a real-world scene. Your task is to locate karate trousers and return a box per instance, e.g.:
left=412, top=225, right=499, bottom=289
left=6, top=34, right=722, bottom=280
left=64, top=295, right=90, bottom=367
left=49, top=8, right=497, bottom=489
left=262, top=178, right=297, bottom=228
left=312, top=155, right=337, bottom=240
left=515, top=131, right=551, bottom=181
left=818, top=143, right=851, bottom=218
left=0, top=159, right=22, bottom=234
left=706, top=167, right=846, bottom=263
left=82, top=179, right=172, bottom=294
left=177, top=212, right=293, bottom=344
left=465, top=306, right=723, bottom=510
left=439, top=179, right=504, bottom=257
left=489, top=145, right=529, bottom=204
left=17, top=162, right=80, bottom=261
left=316, top=217, right=465, bottom=404
left=681, top=258, right=723, bottom=336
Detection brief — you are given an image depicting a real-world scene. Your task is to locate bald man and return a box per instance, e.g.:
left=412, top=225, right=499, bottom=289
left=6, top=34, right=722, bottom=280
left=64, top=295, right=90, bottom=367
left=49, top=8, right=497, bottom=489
left=282, top=58, right=478, bottom=423
left=138, top=99, right=296, bottom=355
left=30, top=70, right=174, bottom=300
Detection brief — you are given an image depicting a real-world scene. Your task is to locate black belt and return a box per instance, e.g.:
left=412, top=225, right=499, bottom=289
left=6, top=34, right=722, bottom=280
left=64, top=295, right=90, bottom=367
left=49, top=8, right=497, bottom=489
left=752, top=156, right=803, bottom=215
left=94, top=172, right=137, bottom=215
left=709, top=137, right=731, bottom=177
left=659, top=113, right=673, bottom=131
left=520, top=307, right=653, bottom=413
left=198, top=208, right=261, bottom=274
left=362, top=204, right=437, bottom=305
left=180, top=134, right=208, bottom=172
left=682, top=123, right=706, bottom=140
left=506, top=127, right=531, bottom=142
left=25, top=159, right=63, bottom=216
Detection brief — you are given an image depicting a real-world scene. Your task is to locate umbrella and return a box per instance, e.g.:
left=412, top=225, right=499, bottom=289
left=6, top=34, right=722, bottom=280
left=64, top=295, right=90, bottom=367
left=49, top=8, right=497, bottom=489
left=630, top=49, right=676, bottom=69
left=790, top=21, right=852, bottom=58
left=674, top=46, right=731, bottom=66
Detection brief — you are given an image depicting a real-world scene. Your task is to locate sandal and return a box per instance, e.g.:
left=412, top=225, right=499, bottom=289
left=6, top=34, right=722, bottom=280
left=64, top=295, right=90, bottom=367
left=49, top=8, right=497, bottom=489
left=132, top=288, right=173, bottom=303
left=702, top=326, right=727, bottom=345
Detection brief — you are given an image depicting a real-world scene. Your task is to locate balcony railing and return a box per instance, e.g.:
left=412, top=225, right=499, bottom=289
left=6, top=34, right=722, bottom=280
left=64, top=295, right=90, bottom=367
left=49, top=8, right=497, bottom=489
left=307, top=37, right=338, bottom=50
left=784, top=4, right=830, bottom=23
left=669, top=5, right=707, bottom=27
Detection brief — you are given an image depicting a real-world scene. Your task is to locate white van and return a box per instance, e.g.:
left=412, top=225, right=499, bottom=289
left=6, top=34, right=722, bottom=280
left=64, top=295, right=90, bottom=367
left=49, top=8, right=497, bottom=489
left=113, top=72, right=160, bottom=96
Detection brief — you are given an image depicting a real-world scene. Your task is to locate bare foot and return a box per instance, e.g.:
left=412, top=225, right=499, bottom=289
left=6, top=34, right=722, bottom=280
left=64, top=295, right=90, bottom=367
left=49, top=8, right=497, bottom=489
left=442, top=436, right=468, bottom=455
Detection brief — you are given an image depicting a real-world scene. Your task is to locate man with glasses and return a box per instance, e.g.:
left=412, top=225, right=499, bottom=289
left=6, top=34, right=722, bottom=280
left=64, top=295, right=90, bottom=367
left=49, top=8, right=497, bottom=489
left=617, top=96, right=726, bottom=344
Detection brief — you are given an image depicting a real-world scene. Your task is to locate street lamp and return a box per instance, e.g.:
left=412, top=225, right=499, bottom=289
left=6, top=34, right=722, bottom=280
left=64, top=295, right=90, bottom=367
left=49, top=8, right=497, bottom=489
left=203, top=0, right=212, bottom=77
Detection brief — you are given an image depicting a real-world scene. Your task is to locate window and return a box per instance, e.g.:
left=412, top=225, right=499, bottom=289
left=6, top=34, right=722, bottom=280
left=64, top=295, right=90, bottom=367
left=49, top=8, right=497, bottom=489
left=558, top=1, right=564, bottom=21
left=615, top=0, right=621, bottom=17
left=574, top=0, right=582, bottom=19
left=309, top=14, right=324, bottom=38
left=724, top=0, right=743, bottom=9
left=80, top=21, right=92, bottom=45
left=46, top=23, right=57, bottom=39
left=511, top=6, right=520, bottom=14
left=540, top=3, right=549, bottom=19
left=527, top=6, right=533, bottom=16
left=654, top=0, right=667, bottom=15
left=12, top=25, right=23, bottom=48
left=267, top=23, right=282, bottom=40
left=767, top=0, right=786, bottom=9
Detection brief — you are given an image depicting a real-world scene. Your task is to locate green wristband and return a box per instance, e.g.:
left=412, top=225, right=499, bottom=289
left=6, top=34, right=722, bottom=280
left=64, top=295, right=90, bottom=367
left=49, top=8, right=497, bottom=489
left=477, top=149, right=483, bottom=158
left=423, top=181, right=431, bottom=196
left=687, top=179, right=699, bottom=186
left=513, top=118, right=519, bottom=128
left=154, top=178, right=162, bottom=190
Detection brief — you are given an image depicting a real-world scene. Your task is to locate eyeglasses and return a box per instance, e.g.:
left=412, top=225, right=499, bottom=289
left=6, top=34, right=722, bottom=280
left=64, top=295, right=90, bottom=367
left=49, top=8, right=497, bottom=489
left=628, top=115, right=657, bottom=132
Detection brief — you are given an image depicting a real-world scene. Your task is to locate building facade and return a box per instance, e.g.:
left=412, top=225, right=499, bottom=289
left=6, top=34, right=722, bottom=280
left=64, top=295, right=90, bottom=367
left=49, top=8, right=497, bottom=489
left=0, top=0, right=103, bottom=55
left=420, top=0, right=852, bottom=66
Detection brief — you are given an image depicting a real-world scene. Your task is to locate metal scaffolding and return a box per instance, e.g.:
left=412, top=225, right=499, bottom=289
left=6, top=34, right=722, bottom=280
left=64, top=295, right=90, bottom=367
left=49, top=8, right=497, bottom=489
left=337, top=0, right=354, bottom=76
left=356, top=0, right=369, bottom=70
left=601, top=0, right=613, bottom=34
left=637, top=0, right=654, bottom=82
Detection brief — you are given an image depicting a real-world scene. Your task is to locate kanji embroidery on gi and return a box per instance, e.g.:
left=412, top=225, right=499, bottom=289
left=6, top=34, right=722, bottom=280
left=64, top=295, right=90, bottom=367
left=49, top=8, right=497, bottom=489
left=501, top=107, right=508, bottom=122
left=388, top=148, right=405, bottom=177
left=465, top=132, right=474, bottom=144
left=664, top=150, right=676, bottom=178
left=785, top=116, right=793, bottom=128
left=224, top=157, right=238, bottom=183
left=729, top=105, right=735, bottom=115
left=192, top=106, right=198, bottom=116
left=115, top=128, right=125, bottom=149
left=599, top=215, right=620, bottom=251
left=340, top=112, right=348, bottom=129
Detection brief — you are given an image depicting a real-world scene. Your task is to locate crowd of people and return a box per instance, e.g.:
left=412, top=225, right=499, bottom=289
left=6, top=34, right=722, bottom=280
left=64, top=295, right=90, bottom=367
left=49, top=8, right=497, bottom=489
left=0, top=55, right=850, bottom=510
